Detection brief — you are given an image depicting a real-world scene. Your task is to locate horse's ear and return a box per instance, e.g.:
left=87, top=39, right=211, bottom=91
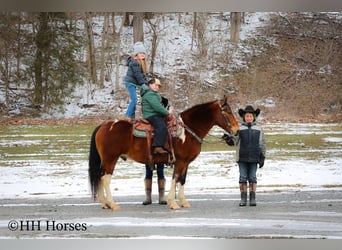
left=223, top=95, right=227, bottom=103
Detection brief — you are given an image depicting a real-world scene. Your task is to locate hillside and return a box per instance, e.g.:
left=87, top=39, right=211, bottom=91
left=1, top=12, right=341, bottom=124
left=233, top=12, right=341, bottom=122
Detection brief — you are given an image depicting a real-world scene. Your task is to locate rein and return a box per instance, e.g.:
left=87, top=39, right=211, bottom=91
left=173, top=110, right=203, bottom=144
left=179, top=100, right=233, bottom=145
left=217, top=100, right=233, bottom=136
left=183, top=125, right=203, bottom=144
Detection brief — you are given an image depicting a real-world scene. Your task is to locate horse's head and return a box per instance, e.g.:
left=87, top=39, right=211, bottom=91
left=216, top=95, right=239, bottom=136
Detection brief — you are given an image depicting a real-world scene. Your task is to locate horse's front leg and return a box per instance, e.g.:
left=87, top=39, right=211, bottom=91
left=102, top=174, right=121, bottom=210
left=167, top=179, right=180, bottom=209
left=178, top=184, right=191, bottom=208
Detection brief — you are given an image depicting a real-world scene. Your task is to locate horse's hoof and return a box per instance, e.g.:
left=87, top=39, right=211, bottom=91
left=102, top=204, right=110, bottom=209
left=111, top=205, right=121, bottom=211
left=181, top=202, right=191, bottom=208
left=169, top=202, right=180, bottom=210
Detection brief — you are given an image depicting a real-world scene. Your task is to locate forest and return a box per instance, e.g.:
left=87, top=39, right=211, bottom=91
left=0, top=12, right=341, bottom=122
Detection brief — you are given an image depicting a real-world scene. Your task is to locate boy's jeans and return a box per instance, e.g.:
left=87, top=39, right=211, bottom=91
left=238, top=162, right=257, bottom=183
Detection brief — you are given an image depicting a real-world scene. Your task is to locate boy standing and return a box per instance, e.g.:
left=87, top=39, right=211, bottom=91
left=223, top=105, right=266, bottom=206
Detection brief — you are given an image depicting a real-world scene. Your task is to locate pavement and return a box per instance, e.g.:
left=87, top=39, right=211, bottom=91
left=1, top=189, right=341, bottom=239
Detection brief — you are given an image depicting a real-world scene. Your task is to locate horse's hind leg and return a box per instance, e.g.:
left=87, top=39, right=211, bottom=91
left=97, top=178, right=109, bottom=209
left=102, top=174, right=121, bottom=210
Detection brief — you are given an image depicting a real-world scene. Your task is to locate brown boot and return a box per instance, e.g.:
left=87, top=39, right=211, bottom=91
left=158, top=179, right=167, bottom=205
left=239, top=183, right=247, bottom=206
left=142, top=179, right=152, bottom=205
left=153, top=147, right=168, bottom=154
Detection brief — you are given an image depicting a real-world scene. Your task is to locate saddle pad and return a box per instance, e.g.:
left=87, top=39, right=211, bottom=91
left=134, top=129, right=152, bottom=137
left=133, top=128, right=183, bottom=138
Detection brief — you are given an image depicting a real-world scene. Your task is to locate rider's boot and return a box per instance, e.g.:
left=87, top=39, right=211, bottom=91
left=158, top=179, right=167, bottom=205
left=142, top=179, right=152, bottom=205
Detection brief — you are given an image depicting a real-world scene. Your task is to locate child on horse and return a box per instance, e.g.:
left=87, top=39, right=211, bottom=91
left=124, top=41, right=149, bottom=121
left=223, top=105, right=266, bottom=206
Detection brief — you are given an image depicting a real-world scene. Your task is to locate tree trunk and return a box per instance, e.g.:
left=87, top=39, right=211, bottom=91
left=146, top=17, right=160, bottom=75
left=99, top=13, right=109, bottom=88
left=230, top=12, right=242, bottom=44
left=191, top=12, right=196, bottom=51
left=133, top=12, right=144, bottom=43
left=84, top=12, right=97, bottom=84
left=34, top=12, right=52, bottom=106
left=113, top=13, right=124, bottom=91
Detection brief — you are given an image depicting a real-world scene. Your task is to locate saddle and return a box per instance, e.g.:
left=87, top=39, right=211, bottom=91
left=133, top=116, right=185, bottom=166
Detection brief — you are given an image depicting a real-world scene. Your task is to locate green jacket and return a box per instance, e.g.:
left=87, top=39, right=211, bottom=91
left=141, top=88, right=169, bottom=119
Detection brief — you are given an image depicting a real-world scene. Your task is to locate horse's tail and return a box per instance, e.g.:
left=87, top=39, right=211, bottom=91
left=88, top=125, right=102, bottom=201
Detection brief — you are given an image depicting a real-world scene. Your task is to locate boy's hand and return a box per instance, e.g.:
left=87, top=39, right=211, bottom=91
left=222, top=133, right=234, bottom=146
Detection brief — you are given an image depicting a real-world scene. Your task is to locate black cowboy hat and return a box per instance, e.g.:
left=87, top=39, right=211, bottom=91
left=238, top=105, right=260, bottom=118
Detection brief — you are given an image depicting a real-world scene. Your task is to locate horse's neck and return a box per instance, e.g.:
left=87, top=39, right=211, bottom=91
left=181, top=107, right=215, bottom=139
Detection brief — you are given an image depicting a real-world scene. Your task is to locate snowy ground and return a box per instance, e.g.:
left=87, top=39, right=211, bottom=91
left=0, top=123, right=341, bottom=200
left=0, top=122, right=341, bottom=239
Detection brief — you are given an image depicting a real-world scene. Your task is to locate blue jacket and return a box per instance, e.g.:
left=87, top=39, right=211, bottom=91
left=232, top=122, right=266, bottom=163
left=124, top=57, right=147, bottom=86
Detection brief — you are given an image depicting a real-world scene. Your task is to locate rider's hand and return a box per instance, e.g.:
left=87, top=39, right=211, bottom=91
left=168, top=106, right=175, bottom=114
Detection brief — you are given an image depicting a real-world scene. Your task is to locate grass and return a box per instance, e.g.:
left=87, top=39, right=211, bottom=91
left=0, top=123, right=341, bottom=167
left=0, top=125, right=94, bottom=163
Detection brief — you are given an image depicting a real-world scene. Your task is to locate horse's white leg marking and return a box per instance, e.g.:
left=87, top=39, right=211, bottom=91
left=97, top=178, right=107, bottom=208
left=167, top=179, right=180, bottom=209
left=178, top=184, right=191, bottom=208
left=102, top=174, right=121, bottom=210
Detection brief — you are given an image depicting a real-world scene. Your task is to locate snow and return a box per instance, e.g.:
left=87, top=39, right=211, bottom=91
left=0, top=13, right=341, bottom=239
left=38, top=12, right=273, bottom=119
left=0, top=123, right=341, bottom=200
left=0, top=123, right=341, bottom=239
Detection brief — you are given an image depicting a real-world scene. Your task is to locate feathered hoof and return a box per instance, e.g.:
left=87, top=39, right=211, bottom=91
left=111, top=204, right=121, bottom=211
left=102, top=204, right=110, bottom=209
left=169, top=202, right=180, bottom=210
left=181, top=202, right=191, bottom=208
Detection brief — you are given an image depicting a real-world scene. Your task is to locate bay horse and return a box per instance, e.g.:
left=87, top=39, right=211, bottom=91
left=88, top=95, right=239, bottom=210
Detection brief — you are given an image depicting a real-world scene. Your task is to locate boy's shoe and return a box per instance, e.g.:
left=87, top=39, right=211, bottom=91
left=239, top=192, right=247, bottom=206
left=250, top=191, right=257, bottom=206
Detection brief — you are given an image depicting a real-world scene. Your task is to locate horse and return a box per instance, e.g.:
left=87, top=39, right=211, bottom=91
left=88, top=95, right=239, bottom=210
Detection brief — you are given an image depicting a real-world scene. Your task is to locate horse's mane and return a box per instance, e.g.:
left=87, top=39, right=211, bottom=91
left=180, top=100, right=217, bottom=115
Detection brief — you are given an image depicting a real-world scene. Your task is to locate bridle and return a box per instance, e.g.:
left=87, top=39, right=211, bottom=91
left=217, top=100, right=234, bottom=135
left=181, top=100, right=234, bottom=145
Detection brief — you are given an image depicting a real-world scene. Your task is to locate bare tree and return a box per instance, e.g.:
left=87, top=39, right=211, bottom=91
left=99, top=13, right=109, bottom=88
left=146, top=14, right=162, bottom=74
left=191, top=12, right=208, bottom=57
left=84, top=12, right=97, bottom=84
left=230, top=12, right=243, bottom=44
left=112, top=12, right=124, bottom=91
left=133, top=12, right=144, bottom=43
